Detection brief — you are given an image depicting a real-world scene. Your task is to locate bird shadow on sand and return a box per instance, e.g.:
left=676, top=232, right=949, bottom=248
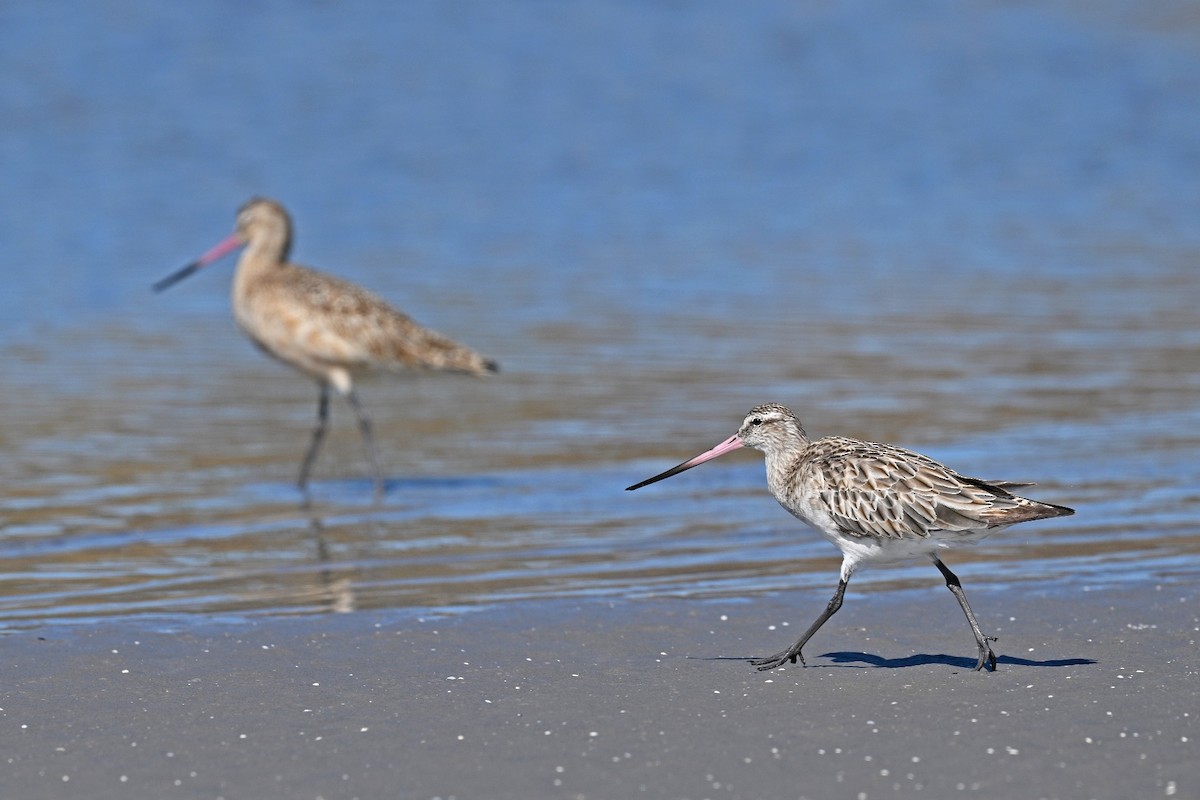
left=697, top=652, right=1096, bottom=669
left=803, top=651, right=1095, bottom=669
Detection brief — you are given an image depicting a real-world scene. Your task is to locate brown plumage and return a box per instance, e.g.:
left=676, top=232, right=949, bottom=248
left=790, top=435, right=1071, bottom=540
left=155, top=197, right=497, bottom=500
left=628, top=402, right=1074, bottom=672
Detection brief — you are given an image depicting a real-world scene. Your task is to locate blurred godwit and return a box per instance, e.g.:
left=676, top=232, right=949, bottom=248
left=154, top=197, right=498, bottom=501
left=627, top=403, right=1074, bottom=671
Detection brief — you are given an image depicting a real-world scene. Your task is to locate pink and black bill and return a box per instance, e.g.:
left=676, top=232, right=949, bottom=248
left=625, top=434, right=744, bottom=491
left=152, top=233, right=243, bottom=293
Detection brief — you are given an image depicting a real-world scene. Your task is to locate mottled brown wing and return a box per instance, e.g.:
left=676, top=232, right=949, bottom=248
left=269, top=265, right=493, bottom=375
left=803, top=438, right=1023, bottom=540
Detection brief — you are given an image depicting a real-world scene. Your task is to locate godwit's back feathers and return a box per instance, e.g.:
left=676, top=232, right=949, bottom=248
left=792, top=436, right=1074, bottom=541
left=240, top=263, right=497, bottom=377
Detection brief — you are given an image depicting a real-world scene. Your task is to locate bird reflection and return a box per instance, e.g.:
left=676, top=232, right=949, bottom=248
left=303, top=504, right=357, bottom=615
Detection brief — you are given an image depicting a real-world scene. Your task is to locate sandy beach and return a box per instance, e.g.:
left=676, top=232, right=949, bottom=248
left=5, top=580, right=1195, bottom=800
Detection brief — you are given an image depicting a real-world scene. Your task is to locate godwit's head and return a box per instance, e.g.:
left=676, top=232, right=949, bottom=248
left=735, top=403, right=809, bottom=454
left=235, top=197, right=293, bottom=262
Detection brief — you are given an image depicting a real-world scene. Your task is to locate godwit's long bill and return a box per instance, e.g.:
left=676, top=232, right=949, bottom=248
left=154, top=197, right=498, bottom=501
left=627, top=403, right=1075, bottom=672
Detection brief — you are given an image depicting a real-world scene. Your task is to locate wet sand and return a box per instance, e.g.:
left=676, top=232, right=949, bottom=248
left=4, top=580, right=1195, bottom=800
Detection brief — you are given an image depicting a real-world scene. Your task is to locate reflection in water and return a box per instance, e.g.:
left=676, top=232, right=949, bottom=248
left=308, top=508, right=357, bottom=616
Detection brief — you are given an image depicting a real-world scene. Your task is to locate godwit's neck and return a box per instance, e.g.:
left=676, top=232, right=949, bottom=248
left=245, top=227, right=289, bottom=264
left=234, top=234, right=286, bottom=278
left=757, top=423, right=809, bottom=490
left=231, top=246, right=284, bottom=308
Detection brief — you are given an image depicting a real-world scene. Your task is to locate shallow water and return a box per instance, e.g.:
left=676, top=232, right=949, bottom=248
left=1, top=1, right=1198, bottom=630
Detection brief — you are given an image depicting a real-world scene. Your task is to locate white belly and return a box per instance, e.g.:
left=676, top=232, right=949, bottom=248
left=776, top=491, right=1003, bottom=580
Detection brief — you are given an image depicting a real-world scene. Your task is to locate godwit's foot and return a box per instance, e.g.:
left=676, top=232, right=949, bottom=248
left=974, top=636, right=999, bottom=672
left=749, top=579, right=846, bottom=671
left=750, top=646, right=806, bottom=671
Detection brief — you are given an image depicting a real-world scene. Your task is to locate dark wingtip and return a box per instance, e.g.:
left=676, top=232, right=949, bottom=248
left=1016, top=499, right=1076, bottom=523
left=484, top=359, right=500, bottom=374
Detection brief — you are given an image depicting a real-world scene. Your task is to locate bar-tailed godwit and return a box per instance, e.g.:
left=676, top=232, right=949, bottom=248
left=154, top=197, right=498, bottom=500
left=627, top=403, right=1074, bottom=671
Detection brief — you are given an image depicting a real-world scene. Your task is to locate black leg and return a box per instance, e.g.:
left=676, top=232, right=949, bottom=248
left=750, top=578, right=848, bottom=671
left=298, top=383, right=331, bottom=495
left=933, top=556, right=997, bottom=672
left=345, top=388, right=385, bottom=503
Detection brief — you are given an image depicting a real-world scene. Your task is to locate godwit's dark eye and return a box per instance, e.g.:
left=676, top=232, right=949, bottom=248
left=750, top=417, right=763, bottom=426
